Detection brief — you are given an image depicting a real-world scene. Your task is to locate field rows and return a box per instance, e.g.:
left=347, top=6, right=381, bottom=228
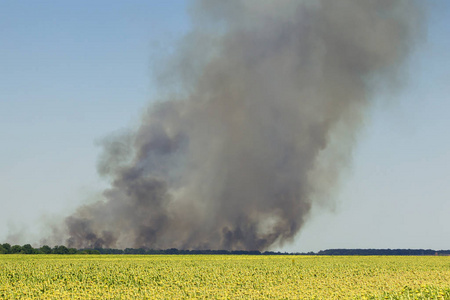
left=1, top=255, right=450, bottom=299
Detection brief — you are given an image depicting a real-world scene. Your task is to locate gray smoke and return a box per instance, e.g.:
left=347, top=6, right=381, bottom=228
left=64, top=0, right=423, bottom=250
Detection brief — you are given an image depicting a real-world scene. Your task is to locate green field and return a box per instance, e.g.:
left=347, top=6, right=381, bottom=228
left=1, top=255, right=450, bottom=299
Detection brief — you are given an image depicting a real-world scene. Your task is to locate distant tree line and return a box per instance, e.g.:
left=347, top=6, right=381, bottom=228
left=317, top=249, right=450, bottom=256
left=0, top=243, right=99, bottom=255
left=2, top=244, right=450, bottom=256
left=91, top=248, right=450, bottom=256
left=92, top=248, right=274, bottom=255
left=0, top=244, right=297, bottom=255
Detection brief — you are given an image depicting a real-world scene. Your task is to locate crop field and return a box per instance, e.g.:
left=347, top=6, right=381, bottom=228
left=1, top=255, right=450, bottom=299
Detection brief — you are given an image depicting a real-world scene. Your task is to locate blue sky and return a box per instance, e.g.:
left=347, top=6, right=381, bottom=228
left=0, top=0, right=190, bottom=240
left=1, top=1, right=449, bottom=251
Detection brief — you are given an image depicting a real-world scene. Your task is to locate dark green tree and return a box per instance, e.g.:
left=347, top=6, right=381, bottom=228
left=68, top=248, right=78, bottom=254
left=53, top=245, right=69, bottom=254
left=40, top=245, right=52, bottom=254
left=2, top=243, right=11, bottom=254
left=22, top=244, right=34, bottom=254
left=32, top=248, right=42, bottom=254
left=11, top=245, right=22, bottom=254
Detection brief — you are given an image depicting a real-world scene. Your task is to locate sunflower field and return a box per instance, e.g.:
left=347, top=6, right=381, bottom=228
left=1, top=254, right=450, bottom=299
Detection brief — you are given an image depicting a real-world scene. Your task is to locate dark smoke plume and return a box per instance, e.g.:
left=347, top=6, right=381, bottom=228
left=63, top=0, right=423, bottom=250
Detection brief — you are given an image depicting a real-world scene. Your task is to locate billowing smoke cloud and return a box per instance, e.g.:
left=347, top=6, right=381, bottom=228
left=64, top=0, right=423, bottom=250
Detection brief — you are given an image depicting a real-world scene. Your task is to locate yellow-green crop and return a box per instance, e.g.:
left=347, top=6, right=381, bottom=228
left=1, top=255, right=450, bottom=299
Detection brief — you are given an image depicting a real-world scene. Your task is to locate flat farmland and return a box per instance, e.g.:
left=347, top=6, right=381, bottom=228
left=1, top=255, right=450, bottom=299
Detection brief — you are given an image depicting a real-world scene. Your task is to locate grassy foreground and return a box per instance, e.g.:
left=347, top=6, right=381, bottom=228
left=1, top=255, right=450, bottom=299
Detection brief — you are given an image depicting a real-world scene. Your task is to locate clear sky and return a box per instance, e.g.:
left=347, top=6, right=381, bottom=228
left=1, top=1, right=449, bottom=252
